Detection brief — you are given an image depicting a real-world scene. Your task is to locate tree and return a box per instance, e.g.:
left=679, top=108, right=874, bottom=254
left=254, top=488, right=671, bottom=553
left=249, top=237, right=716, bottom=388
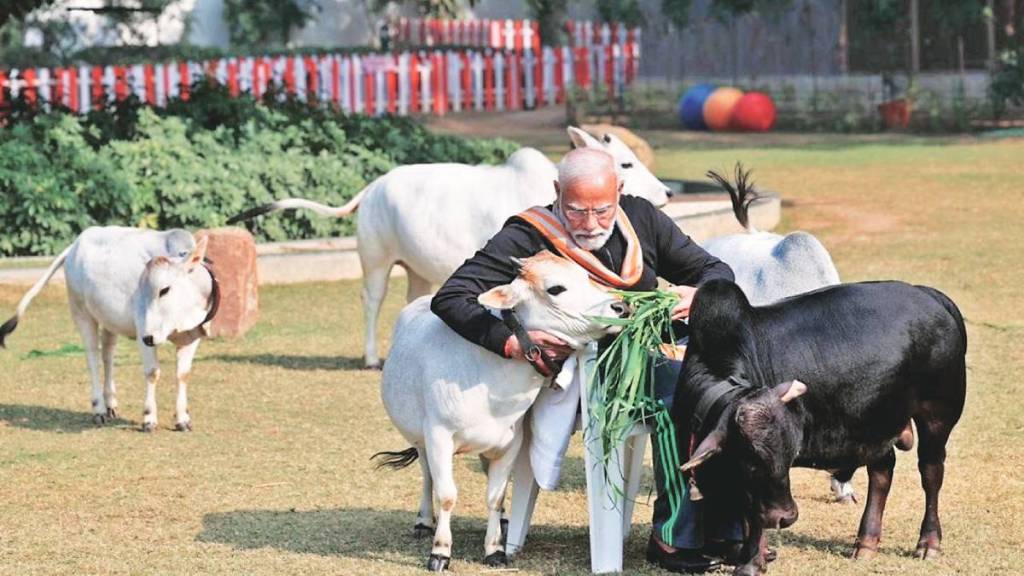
left=1, top=0, right=56, bottom=27
left=370, top=0, right=477, bottom=19
left=525, top=0, right=568, bottom=46
left=933, top=0, right=985, bottom=75
left=223, top=0, right=319, bottom=47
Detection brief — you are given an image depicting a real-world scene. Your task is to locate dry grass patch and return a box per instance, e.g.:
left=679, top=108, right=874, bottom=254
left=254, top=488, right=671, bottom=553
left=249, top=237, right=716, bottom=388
left=0, top=137, right=1021, bottom=575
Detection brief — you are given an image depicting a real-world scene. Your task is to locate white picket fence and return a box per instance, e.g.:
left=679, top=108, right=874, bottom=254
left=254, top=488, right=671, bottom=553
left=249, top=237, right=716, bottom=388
left=0, top=21, right=640, bottom=117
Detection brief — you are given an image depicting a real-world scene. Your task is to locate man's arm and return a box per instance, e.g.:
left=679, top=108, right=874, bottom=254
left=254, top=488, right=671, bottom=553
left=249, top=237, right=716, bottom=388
left=430, top=220, right=543, bottom=357
left=651, top=205, right=735, bottom=287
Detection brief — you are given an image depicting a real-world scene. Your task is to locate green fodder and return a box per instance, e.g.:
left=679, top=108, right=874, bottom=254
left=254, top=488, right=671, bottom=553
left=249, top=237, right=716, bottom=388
left=590, top=289, right=688, bottom=543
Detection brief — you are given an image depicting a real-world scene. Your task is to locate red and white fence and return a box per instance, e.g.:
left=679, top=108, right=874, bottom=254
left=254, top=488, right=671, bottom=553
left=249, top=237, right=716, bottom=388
left=0, top=45, right=639, bottom=117
left=392, top=18, right=640, bottom=54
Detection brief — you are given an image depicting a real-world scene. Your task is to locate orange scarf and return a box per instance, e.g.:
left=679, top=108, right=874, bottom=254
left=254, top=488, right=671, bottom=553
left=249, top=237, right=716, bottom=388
left=515, top=206, right=644, bottom=288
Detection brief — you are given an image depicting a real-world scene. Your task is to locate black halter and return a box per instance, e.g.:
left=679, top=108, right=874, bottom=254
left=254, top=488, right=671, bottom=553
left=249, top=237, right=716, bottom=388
left=188, top=262, right=220, bottom=336
left=501, top=309, right=562, bottom=378
left=691, top=375, right=756, bottom=437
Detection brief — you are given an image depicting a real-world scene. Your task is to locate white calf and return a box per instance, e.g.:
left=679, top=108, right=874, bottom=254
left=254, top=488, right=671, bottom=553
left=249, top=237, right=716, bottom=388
left=0, top=227, right=218, bottom=432
left=375, top=251, right=626, bottom=571
left=228, top=126, right=670, bottom=368
left=701, top=165, right=854, bottom=502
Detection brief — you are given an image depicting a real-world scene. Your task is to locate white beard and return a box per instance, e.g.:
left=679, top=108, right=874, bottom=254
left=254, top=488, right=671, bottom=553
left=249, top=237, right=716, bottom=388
left=571, top=227, right=614, bottom=251
left=555, top=205, right=615, bottom=251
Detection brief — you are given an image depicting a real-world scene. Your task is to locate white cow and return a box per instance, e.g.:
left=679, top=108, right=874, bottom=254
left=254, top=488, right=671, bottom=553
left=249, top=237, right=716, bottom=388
left=228, top=126, right=670, bottom=368
left=0, top=227, right=218, bottom=432
left=700, top=165, right=854, bottom=503
left=374, top=251, right=627, bottom=571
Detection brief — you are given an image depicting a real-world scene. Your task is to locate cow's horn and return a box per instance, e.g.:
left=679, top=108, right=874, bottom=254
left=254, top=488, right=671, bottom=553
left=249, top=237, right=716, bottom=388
left=779, top=379, right=808, bottom=404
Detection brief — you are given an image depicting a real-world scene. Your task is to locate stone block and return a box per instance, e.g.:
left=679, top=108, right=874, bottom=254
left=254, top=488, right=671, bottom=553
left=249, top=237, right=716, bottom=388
left=195, top=227, right=259, bottom=339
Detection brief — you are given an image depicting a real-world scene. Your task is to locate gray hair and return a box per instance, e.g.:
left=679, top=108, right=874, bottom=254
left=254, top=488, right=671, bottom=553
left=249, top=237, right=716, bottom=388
left=557, top=148, right=617, bottom=190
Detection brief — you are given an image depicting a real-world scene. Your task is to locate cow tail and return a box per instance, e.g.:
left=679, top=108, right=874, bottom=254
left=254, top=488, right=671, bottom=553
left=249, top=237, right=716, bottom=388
left=226, top=186, right=369, bottom=225
left=0, top=243, right=73, bottom=348
left=371, top=447, right=420, bottom=470
left=707, top=162, right=761, bottom=233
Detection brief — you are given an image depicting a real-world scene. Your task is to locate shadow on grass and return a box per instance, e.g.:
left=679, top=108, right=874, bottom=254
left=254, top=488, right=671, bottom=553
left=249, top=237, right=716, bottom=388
left=197, top=507, right=594, bottom=573
left=0, top=403, right=133, bottom=433
left=206, top=353, right=366, bottom=372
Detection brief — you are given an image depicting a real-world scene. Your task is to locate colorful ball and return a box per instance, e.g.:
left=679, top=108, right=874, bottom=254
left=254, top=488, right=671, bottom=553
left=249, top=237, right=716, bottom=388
left=702, top=87, right=745, bottom=131
left=678, top=83, right=717, bottom=130
left=732, top=92, right=777, bottom=132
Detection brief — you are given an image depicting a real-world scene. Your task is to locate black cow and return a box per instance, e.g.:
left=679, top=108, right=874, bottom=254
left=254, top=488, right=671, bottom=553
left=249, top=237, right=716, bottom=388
left=672, top=279, right=967, bottom=576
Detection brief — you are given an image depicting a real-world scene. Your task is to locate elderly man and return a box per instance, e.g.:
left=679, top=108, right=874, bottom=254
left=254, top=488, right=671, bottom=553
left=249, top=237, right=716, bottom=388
left=431, top=148, right=739, bottom=573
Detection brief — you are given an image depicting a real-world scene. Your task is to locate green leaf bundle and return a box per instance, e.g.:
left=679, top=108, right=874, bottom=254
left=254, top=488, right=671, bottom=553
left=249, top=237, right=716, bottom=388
left=589, top=289, right=690, bottom=543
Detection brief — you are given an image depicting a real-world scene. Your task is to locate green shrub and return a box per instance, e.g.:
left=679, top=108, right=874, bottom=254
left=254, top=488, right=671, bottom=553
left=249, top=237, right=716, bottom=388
left=0, top=85, right=520, bottom=257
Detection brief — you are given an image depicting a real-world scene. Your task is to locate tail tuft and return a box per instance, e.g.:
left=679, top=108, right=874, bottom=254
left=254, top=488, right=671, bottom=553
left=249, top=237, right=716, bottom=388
left=370, top=447, right=419, bottom=470
left=227, top=203, right=275, bottom=225
left=0, top=316, right=17, bottom=348
left=707, top=162, right=761, bottom=233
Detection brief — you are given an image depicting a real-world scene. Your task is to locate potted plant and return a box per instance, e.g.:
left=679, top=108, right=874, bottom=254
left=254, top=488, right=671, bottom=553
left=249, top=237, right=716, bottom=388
left=878, top=72, right=912, bottom=129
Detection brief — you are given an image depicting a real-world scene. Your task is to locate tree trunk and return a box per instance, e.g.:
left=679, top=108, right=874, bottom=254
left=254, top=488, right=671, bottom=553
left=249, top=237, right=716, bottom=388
left=909, top=0, right=920, bottom=75
left=987, top=0, right=997, bottom=71
left=837, top=0, right=849, bottom=74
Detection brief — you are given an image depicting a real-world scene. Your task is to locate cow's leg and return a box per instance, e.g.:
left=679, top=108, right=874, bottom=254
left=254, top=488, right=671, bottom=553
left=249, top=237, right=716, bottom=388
left=405, top=268, right=433, bottom=302
left=482, top=432, right=522, bottom=566
left=415, top=446, right=435, bottom=537
left=913, top=401, right=960, bottom=560
left=735, top=511, right=768, bottom=576
left=100, top=328, right=119, bottom=420
left=70, top=307, right=106, bottom=425
left=853, top=448, right=896, bottom=559
left=361, top=262, right=393, bottom=369
left=173, top=339, right=200, bottom=432
left=138, top=340, right=160, bottom=432
left=425, top=430, right=457, bottom=571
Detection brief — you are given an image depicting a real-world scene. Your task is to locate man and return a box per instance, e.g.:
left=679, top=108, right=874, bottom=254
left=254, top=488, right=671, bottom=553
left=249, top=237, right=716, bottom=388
left=431, top=148, right=738, bottom=573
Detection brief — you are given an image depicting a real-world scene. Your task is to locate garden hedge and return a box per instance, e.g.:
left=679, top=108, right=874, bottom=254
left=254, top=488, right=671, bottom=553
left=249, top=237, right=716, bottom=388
left=0, top=84, right=520, bottom=257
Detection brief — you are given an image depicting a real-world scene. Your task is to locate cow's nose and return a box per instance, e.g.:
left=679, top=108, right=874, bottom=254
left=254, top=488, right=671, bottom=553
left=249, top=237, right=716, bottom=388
left=142, top=335, right=155, bottom=347
left=611, top=301, right=630, bottom=318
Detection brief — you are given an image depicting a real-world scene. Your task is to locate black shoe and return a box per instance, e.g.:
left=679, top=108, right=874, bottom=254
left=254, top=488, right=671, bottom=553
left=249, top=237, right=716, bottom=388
left=646, top=535, right=721, bottom=574
left=704, top=540, right=778, bottom=565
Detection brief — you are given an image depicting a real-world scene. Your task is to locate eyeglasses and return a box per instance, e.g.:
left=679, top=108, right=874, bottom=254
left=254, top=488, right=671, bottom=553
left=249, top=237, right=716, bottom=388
left=562, top=204, right=615, bottom=221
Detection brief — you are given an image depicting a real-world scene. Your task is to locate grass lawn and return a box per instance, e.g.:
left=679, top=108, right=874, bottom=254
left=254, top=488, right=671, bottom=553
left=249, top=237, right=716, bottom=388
left=0, top=135, right=1021, bottom=575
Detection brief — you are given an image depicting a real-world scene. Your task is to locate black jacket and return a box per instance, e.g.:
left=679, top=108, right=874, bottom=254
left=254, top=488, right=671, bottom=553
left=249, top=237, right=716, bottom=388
left=430, top=195, right=735, bottom=357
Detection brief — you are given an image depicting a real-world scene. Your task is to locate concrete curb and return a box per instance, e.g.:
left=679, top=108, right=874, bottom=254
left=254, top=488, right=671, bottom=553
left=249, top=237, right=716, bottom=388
left=0, top=197, right=779, bottom=286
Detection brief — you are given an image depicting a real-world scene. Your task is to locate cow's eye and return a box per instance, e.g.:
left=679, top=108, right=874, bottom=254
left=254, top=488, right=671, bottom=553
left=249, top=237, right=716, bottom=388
left=621, top=162, right=633, bottom=169
left=159, top=287, right=170, bottom=297
left=546, top=285, right=567, bottom=296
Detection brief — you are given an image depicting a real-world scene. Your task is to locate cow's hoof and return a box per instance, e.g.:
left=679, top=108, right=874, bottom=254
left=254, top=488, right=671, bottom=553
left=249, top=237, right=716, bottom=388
left=106, top=407, right=118, bottom=419
left=426, top=554, right=450, bottom=572
left=174, top=421, right=192, bottom=432
left=484, top=551, right=508, bottom=567
left=914, top=545, right=941, bottom=560
left=413, top=523, right=434, bottom=538
left=141, top=422, right=157, bottom=433
left=92, top=414, right=108, bottom=426
left=853, top=545, right=878, bottom=561
left=364, top=360, right=383, bottom=370
left=835, top=494, right=857, bottom=504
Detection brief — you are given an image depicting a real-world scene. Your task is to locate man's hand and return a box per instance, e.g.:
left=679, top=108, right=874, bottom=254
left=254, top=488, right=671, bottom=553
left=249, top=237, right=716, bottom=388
left=504, top=331, right=574, bottom=376
left=666, top=285, right=698, bottom=321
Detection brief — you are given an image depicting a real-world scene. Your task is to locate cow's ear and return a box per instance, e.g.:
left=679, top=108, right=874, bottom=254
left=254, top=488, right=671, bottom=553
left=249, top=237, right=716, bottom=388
left=567, top=126, right=602, bottom=149
left=186, top=236, right=209, bottom=271
left=776, top=379, right=808, bottom=404
left=681, top=428, right=725, bottom=473
left=479, top=283, right=522, bottom=310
